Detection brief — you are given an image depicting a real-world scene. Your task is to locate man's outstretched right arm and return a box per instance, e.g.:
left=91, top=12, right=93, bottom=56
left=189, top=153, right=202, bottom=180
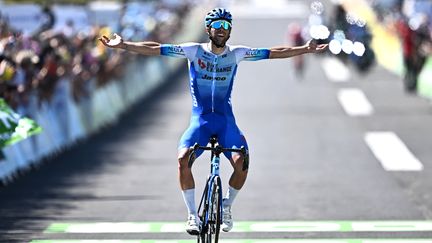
left=99, top=33, right=161, bottom=56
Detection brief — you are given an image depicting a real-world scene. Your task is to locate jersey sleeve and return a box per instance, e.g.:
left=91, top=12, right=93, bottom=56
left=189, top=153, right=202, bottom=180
left=233, top=46, right=270, bottom=63
left=160, top=43, right=199, bottom=60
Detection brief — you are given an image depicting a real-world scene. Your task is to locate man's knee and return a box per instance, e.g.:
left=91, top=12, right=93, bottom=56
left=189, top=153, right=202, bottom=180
left=178, top=148, right=191, bottom=170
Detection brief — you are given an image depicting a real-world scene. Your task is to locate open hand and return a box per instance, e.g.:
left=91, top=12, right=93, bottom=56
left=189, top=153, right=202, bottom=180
left=98, top=33, right=123, bottom=48
left=307, top=39, right=328, bottom=53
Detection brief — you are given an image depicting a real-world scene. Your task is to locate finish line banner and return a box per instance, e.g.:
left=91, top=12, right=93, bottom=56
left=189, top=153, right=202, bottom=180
left=0, top=98, right=42, bottom=148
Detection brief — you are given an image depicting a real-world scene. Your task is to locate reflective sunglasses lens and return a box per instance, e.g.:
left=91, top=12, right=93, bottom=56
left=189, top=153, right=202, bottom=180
left=222, top=21, right=231, bottom=29
left=211, top=21, right=222, bottom=29
left=211, top=20, right=231, bottom=29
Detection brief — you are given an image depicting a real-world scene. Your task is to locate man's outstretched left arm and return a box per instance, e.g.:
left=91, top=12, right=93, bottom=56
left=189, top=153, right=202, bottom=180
left=269, top=40, right=328, bottom=59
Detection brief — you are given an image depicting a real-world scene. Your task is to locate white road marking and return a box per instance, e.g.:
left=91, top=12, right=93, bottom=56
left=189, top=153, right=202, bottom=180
left=160, top=223, right=185, bottom=232
left=363, top=241, right=432, bottom=243
left=322, top=57, right=351, bottom=82
left=66, top=222, right=151, bottom=233
left=338, top=88, right=374, bottom=116
left=29, top=240, right=432, bottom=243
left=364, top=132, right=424, bottom=171
left=47, top=221, right=432, bottom=233
left=352, top=221, right=432, bottom=231
left=246, top=221, right=341, bottom=232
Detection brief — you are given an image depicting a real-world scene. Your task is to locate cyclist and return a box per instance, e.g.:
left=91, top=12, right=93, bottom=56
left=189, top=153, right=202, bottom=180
left=99, top=7, right=327, bottom=235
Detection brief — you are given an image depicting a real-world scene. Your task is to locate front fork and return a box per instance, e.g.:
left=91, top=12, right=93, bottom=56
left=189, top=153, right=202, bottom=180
left=199, top=174, right=223, bottom=232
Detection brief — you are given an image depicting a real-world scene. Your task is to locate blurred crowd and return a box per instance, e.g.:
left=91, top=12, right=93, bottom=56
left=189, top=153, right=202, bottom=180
left=372, top=0, right=432, bottom=92
left=0, top=1, right=192, bottom=119
left=286, top=1, right=377, bottom=77
left=287, top=0, right=431, bottom=92
left=330, top=2, right=376, bottom=72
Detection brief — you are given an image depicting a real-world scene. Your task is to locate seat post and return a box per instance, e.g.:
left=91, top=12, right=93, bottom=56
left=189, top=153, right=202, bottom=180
left=210, top=135, right=218, bottom=147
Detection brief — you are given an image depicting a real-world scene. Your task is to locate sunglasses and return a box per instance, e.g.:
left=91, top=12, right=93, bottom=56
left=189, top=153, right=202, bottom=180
left=210, top=20, right=232, bottom=30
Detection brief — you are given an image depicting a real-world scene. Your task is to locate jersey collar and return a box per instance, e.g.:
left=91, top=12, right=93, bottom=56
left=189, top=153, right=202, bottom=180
left=203, top=42, right=229, bottom=56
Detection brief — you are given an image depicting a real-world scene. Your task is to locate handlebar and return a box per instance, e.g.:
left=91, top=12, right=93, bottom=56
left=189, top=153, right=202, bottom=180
left=188, top=143, right=249, bottom=171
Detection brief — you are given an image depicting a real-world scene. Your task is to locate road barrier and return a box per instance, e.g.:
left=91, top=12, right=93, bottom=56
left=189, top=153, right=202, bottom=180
left=0, top=6, right=207, bottom=185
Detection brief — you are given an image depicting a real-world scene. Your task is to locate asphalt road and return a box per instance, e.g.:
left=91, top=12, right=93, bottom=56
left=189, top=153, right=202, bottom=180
left=1, top=1, right=432, bottom=242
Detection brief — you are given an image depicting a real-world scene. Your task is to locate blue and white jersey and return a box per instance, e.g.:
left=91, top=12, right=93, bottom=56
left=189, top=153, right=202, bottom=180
left=161, top=43, right=270, bottom=117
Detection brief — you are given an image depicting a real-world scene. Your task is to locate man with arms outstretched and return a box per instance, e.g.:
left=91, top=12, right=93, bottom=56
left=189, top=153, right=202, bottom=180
left=99, top=7, right=327, bottom=235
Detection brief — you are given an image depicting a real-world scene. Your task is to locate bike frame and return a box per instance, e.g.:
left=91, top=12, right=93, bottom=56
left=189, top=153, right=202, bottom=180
left=188, top=136, right=249, bottom=242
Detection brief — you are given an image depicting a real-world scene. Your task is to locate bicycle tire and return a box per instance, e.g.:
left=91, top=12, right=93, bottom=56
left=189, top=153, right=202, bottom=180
left=206, top=176, right=222, bottom=243
left=197, top=177, right=209, bottom=243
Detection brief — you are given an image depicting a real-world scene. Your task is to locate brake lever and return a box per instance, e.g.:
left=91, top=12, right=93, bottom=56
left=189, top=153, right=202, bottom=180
left=188, top=143, right=199, bottom=168
left=240, top=146, right=249, bottom=171
left=188, top=150, right=196, bottom=168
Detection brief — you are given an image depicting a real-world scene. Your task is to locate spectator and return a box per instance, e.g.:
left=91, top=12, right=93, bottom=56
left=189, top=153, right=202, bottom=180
left=0, top=1, right=194, bottom=110
left=39, top=5, right=56, bottom=33
left=287, top=22, right=306, bottom=79
left=395, top=12, right=430, bottom=92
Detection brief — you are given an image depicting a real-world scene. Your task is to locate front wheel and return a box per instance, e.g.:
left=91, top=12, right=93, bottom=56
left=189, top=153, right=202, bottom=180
left=201, top=176, right=222, bottom=243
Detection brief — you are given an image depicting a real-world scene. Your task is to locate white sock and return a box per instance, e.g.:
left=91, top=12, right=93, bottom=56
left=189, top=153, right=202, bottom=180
left=223, top=186, right=239, bottom=207
left=182, top=188, right=197, bottom=217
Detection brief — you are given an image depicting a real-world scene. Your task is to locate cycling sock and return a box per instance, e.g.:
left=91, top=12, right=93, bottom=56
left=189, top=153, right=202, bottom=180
left=223, top=186, right=239, bottom=206
left=182, top=188, right=197, bottom=217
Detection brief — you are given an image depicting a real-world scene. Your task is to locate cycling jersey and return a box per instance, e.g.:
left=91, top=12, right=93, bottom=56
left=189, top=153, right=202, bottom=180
left=161, top=43, right=270, bottom=158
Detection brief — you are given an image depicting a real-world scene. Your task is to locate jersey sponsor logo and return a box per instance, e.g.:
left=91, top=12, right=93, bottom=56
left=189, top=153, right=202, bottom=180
left=215, top=66, right=232, bottom=72
left=198, top=59, right=207, bottom=69
left=201, top=74, right=227, bottom=81
left=166, top=45, right=184, bottom=55
left=206, top=63, right=215, bottom=72
left=245, top=49, right=262, bottom=57
left=201, top=62, right=233, bottom=73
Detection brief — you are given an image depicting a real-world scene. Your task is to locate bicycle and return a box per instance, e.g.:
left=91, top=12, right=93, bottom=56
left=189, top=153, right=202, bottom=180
left=188, top=135, right=249, bottom=243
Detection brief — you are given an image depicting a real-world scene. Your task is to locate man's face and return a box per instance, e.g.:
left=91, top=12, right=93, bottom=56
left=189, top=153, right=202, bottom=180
left=207, top=20, right=231, bottom=48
